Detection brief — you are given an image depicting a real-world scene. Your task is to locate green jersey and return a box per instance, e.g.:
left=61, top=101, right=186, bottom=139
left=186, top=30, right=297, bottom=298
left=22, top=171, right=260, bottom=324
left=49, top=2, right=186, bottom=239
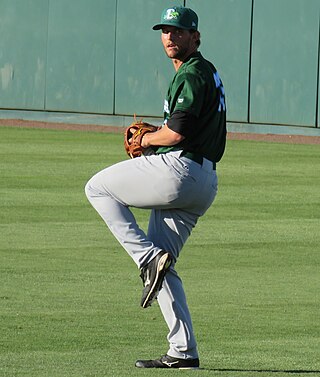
left=157, top=52, right=226, bottom=162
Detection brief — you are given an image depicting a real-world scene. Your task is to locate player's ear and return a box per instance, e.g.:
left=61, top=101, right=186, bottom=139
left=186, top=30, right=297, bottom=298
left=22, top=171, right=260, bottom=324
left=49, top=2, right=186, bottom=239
left=190, top=30, right=201, bottom=48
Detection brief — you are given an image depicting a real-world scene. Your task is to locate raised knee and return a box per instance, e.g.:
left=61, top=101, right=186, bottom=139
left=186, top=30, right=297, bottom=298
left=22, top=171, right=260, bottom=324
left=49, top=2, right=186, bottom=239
left=84, top=179, right=94, bottom=200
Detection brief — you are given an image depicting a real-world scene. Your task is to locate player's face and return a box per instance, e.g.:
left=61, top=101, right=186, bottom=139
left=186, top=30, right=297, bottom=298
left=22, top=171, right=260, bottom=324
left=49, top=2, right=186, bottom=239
left=161, top=26, right=198, bottom=61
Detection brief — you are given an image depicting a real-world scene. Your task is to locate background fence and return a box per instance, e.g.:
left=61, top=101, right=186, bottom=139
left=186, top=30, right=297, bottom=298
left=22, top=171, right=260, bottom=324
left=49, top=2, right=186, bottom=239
left=0, top=0, right=319, bottom=131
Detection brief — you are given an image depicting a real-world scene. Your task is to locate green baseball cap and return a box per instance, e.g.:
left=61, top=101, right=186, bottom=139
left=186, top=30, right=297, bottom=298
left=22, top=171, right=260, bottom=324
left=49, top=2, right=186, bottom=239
left=152, top=6, right=198, bottom=31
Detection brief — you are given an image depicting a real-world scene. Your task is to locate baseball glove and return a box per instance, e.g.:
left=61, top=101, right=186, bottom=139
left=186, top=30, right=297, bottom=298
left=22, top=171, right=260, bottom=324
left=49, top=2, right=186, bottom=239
left=124, top=120, right=159, bottom=158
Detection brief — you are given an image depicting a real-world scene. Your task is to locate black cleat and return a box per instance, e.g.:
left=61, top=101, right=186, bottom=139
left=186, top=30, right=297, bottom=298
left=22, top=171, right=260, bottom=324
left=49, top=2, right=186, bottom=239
left=140, top=251, right=172, bottom=308
left=135, top=354, right=200, bottom=369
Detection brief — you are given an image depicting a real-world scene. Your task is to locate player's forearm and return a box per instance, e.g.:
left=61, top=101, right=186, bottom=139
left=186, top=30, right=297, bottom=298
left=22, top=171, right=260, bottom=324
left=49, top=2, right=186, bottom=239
left=142, top=125, right=185, bottom=148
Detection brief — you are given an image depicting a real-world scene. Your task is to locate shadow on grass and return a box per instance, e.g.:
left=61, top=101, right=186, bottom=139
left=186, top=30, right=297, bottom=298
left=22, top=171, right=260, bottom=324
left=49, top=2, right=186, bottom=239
left=205, top=369, right=320, bottom=374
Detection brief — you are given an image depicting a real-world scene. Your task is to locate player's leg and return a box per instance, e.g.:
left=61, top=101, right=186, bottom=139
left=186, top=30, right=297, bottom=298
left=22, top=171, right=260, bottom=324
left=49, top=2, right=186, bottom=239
left=85, top=152, right=216, bottom=264
left=145, top=159, right=218, bottom=360
left=147, top=207, right=199, bottom=359
left=84, top=153, right=196, bottom=267
left=159, top=269, right=198, bottom=359
left=85, top=154, right=192, bottom=309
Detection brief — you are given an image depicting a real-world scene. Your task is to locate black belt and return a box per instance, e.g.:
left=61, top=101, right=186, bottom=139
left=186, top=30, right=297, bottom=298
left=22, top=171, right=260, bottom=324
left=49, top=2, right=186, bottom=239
left=180, top=151, right=216, bottom=170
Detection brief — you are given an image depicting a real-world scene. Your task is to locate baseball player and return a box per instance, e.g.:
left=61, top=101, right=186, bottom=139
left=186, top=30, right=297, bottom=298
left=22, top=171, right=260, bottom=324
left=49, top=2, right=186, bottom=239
left=85, top=6, right=226, bottom=369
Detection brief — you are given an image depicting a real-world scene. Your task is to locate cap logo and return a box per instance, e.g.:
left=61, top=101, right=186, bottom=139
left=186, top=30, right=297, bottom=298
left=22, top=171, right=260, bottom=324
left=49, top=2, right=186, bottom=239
left=164, top=8, right=180, bottom=20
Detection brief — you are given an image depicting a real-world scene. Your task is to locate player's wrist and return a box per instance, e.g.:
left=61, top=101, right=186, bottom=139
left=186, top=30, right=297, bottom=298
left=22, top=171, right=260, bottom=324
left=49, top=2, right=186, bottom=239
left=141, top=132, right=152, bottom=148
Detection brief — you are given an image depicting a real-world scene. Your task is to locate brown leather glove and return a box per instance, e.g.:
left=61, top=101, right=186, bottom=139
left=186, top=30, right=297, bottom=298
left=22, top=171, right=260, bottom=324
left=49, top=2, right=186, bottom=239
left=124, top=120, right=159, bottom=158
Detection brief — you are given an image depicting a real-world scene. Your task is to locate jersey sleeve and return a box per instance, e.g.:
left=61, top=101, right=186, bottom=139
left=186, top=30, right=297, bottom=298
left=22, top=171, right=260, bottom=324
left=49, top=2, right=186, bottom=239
left=166, top=110, right=197, bottom=138
left=171, top=72, right=206, bottom=117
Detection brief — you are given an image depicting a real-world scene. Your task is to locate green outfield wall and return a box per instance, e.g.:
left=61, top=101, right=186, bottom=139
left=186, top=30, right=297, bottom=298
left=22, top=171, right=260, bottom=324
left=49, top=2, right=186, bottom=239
left=0, top=0, right=319, bottom=134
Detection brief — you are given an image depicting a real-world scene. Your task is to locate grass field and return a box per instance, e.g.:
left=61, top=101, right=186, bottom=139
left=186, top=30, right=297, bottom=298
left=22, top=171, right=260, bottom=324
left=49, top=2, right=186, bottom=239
left=0, top=126, right=319, bottom=377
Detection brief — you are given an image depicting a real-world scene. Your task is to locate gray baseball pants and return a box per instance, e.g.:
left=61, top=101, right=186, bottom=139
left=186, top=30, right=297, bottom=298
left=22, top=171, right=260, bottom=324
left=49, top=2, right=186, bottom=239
left=85, top=150, right=218, bottom=359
